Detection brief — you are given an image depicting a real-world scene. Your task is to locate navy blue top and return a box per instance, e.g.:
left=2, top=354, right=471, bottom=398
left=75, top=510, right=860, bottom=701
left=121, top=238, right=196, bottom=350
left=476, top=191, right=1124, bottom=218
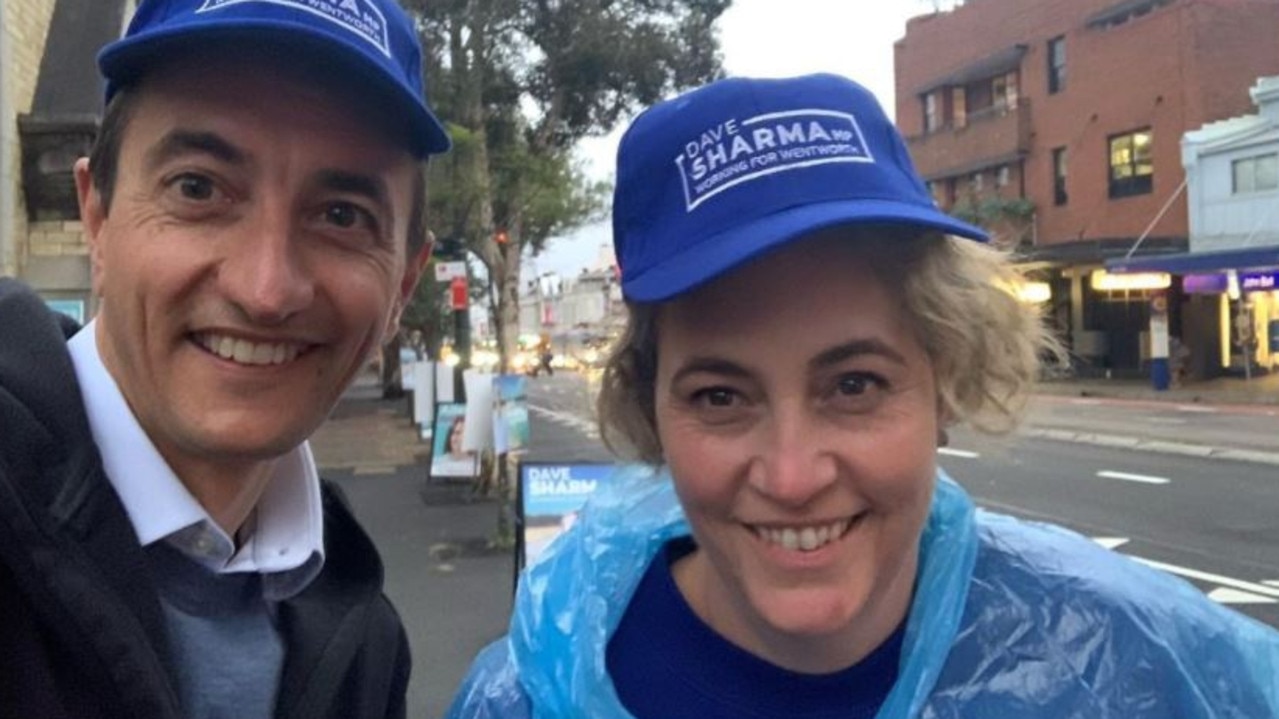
left=606, top=537, right=905, bottom=719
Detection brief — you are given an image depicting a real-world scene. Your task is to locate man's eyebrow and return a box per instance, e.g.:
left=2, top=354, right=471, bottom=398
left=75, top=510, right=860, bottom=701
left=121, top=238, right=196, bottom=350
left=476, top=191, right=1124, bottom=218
left=313, top=170, right=390, bottom=207
left=809, top=338, right=908, bottom=371
left=144, top=130, right=245, bottom=170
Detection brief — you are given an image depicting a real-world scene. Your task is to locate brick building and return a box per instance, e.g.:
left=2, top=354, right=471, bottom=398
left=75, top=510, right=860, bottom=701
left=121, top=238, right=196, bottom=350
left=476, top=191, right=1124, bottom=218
left=2, top=0, right=58, bottom=280
left=3, top=0, right=131, bottom=321
left=895, top=0, right=1279, bottom=376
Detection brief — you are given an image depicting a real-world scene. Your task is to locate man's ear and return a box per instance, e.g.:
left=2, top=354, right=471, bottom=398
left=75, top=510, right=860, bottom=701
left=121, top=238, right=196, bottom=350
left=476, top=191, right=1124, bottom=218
left=75, top=158, right=108, bottom=297
left=386, top=231, right=435, bottom=337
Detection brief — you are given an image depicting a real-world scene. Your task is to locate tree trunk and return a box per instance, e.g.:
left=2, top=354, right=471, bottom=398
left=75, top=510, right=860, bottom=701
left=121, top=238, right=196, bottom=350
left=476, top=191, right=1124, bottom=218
left=380, top=332, right=405, bottom=400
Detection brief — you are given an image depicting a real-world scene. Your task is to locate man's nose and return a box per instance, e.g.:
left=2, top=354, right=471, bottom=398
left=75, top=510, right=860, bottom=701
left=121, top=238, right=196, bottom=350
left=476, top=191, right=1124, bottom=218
left=748, top=406, right=838, bottom=508
left=219, top=207, right=314, bottom=324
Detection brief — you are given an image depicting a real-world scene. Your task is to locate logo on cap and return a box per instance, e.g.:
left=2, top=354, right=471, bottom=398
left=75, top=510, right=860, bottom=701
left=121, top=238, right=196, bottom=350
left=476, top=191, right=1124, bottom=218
left=198, top=0, right=391, bottom=57
left=675, top=109, right=875, bottom=212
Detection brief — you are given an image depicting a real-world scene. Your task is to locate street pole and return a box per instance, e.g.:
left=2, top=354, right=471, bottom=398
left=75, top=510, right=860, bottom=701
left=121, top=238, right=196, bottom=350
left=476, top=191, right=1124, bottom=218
left=450, top=275, right=471, bottom=399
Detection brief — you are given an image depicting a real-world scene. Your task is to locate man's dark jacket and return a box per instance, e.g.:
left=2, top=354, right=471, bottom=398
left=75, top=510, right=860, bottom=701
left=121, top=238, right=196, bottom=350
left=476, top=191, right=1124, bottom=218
left=0, top=279, right=411, bottom=719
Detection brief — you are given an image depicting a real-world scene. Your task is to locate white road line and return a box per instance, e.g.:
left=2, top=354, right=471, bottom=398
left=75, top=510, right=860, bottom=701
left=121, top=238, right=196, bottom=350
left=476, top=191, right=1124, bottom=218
left=1096, top=470, right=1170, bottom=485
left=1207, top=587, right=1278, bottom=605
left=1133, top=557, right=1279, bottom=600
left=1089, top=536, right=1279, bottom=603
left=1092, top=537, right=1131, bottom=550
left=937, top=448, right=979, bottom=458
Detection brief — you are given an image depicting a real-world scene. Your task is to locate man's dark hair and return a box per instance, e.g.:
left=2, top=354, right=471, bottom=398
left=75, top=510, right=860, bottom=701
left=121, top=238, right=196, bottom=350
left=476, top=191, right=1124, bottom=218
left=87, top=85, right=432, bottom=257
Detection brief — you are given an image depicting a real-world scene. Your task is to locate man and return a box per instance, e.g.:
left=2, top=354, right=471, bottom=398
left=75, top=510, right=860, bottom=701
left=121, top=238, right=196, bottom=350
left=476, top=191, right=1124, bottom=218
left=0, top=1, right=448, bottom=717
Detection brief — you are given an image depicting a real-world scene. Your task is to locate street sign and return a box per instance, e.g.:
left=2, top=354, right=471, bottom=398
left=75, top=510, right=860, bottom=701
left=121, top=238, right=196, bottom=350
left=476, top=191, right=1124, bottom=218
left=435, top=261, right=467, bottom=282
left=450, top=276, right=469, bottom=310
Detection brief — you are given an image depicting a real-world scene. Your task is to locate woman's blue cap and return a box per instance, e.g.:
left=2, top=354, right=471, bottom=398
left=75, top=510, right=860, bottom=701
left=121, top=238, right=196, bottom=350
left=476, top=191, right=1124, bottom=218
left=97, top=0, right=451, bottom=158
left=613, top=73, right=988, bottom=302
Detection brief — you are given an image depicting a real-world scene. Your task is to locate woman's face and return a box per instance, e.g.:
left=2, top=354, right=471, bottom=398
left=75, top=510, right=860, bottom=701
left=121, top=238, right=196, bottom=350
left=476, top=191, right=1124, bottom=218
left=653, top=234, right=940, bottom=673
left=449, top=418, right=467, bottom=454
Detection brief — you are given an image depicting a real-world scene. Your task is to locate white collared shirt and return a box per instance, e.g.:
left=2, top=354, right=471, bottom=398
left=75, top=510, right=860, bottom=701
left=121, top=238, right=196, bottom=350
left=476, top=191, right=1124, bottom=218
left=68, top=320, right=324, bottom=599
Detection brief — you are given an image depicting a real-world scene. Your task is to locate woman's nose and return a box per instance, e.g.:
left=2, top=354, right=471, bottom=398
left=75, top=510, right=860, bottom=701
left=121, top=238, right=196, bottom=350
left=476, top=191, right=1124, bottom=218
left=748, top=408, right=839, bottom=508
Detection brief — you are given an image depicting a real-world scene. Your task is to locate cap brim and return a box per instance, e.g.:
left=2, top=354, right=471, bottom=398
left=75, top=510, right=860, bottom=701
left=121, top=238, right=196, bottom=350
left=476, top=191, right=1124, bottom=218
left=98, top=21, right=451, bottom=157
left=621, top=200, right=989, bottom=302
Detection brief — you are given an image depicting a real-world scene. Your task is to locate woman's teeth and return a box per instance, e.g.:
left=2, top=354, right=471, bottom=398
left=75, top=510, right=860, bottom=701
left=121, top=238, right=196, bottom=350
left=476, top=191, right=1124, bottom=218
left=753, top=518, right=854, bottom=552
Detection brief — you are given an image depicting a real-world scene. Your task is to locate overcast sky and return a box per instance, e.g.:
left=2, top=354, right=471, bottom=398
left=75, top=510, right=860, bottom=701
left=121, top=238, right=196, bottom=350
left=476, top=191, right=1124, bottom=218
left=530, top=0, right=942, bottom=279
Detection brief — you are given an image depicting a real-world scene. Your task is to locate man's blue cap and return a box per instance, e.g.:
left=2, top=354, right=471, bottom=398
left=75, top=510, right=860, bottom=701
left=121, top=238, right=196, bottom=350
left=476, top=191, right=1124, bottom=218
left=613, top=73, right=988, bottom=302
left=98, top=0, right=451, bottom=158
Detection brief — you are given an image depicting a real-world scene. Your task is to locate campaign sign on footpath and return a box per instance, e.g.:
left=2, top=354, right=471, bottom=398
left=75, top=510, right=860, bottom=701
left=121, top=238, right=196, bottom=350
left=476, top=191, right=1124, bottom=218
left=517, top=462, right=615, bottom=569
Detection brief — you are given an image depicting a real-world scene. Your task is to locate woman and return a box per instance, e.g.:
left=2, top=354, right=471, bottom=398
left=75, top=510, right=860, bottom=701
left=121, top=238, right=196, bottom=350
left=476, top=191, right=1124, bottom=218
left=448, top=74, right=1279, bottom=717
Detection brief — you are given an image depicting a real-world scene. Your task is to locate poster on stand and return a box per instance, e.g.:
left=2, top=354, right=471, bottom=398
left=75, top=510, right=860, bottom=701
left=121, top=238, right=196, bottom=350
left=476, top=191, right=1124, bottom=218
left=462, top=370, right=494, bottom=453
left=517, top=462, right=614, bottom=568
left=493, top=375, right=530, bottom=454
left=429, top=402, right=478, bottom=480
left=413, top=361, right=435, bottom=432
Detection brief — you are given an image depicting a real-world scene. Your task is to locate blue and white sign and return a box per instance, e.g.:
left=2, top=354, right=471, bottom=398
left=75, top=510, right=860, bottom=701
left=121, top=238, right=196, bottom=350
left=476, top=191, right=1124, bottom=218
left=520, top=462, right=615, bottom=565
left=675, top=109, right=874, bottom=211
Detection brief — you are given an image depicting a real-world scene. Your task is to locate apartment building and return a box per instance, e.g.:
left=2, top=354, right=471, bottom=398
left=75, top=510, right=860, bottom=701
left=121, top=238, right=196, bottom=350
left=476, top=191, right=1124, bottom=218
left=895, top=0, right=1279, bottom=375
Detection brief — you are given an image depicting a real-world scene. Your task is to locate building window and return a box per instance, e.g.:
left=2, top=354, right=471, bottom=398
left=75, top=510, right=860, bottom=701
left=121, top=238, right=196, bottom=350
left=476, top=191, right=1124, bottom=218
left=1108, top=129, right=1153, bottom=199
left=923, top=92, right=941, bottom=132
left=951, top=86, right=967, bottom=129
left=1233, top=153, right=1279, bottom=194
left=991, top=72, right=1019, bottom=111
left=1047, top=36, right=1066, bottom=94
left=970, top=172, right=984, bottom=194
left=1052, top=147, right=1068, bottom=205
left=996, top=165, right=1011, bottom=188
left=927, top=181, right=946, bottom=208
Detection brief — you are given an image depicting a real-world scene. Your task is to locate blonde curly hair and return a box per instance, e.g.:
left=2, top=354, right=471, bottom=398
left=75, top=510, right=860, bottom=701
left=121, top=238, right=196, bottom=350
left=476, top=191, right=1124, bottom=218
left=596, top=226, right=1064, bottom=465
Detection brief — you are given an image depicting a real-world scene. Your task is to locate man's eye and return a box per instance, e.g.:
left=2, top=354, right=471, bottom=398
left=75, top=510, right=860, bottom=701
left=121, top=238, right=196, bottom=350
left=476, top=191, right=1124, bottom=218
left=175, top=174, right=215, bottom=201
left=322, top=202, right=375, bottom=231
left=694, top=388, right=739, bottom=408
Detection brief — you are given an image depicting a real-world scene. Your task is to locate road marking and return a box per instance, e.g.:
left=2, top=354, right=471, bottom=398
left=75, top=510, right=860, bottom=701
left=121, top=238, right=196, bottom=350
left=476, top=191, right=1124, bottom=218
left=938, top=448, right=979, bottom=458
left=1132, top=557, right=1279, bottom=600
left=1092, top=537, right=1131, bottom=550
left=1146, top=417, right=1187, bottom=425
left=1207, top=587, right=1278, bottom=605
left=1265, top=580, right=1279, bottom=588
left=1096, top=470, right=1170, bottom=485
left=1175, top=405, right=1219, bottom=413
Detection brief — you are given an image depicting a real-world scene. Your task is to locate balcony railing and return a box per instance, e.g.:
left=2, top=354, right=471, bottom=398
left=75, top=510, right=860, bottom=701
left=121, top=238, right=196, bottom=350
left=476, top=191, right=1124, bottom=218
left=906, top=98, right=1032, bottom=180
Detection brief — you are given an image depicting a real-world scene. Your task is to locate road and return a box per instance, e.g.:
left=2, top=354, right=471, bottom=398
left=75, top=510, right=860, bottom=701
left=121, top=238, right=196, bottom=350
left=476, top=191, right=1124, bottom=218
left=526, top=371, right=1279, bottom=628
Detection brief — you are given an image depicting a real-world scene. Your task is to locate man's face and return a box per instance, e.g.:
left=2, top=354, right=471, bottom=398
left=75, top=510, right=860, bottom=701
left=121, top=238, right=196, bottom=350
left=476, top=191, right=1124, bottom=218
left=76, top=54, right=426, bottom=482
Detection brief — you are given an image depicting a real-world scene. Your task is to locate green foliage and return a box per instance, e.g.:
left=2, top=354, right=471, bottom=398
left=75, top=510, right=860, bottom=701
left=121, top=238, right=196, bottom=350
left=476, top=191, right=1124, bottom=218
left=951, top=196, right=1035, bottom=227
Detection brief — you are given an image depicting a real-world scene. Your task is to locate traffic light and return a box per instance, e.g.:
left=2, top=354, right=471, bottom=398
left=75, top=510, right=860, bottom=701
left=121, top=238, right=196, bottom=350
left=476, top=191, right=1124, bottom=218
left=435, top=236, right=465, bottom=260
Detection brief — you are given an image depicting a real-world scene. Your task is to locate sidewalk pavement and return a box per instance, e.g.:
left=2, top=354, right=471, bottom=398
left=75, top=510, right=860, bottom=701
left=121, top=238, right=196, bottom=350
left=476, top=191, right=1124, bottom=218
left=1036, top=371, right=1279, bottom=406
left=309, top=369, right=1279, bottom=717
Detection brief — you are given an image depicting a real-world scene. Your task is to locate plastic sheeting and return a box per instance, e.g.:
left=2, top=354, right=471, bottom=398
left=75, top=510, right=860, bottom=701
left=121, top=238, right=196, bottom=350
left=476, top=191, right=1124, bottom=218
left=448, top=468, right=1279, bottom=718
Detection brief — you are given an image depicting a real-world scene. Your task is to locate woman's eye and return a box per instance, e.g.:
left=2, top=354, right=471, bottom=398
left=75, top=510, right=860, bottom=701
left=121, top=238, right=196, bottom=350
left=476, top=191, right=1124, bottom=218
left=830, top=372, right=888, bottom=410
left=836, top=374, right=873, bottom=396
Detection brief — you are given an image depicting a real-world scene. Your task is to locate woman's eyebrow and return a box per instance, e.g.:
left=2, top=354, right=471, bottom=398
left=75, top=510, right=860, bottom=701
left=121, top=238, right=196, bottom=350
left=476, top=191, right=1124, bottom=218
left=669, top=357, right=752, bottom=385
left=809, top=339, right=907, bottom=371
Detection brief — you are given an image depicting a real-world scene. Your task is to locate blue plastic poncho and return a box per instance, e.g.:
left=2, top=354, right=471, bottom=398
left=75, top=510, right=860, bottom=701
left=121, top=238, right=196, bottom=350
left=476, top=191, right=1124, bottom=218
left=447, top=468, right=1279, bottom=718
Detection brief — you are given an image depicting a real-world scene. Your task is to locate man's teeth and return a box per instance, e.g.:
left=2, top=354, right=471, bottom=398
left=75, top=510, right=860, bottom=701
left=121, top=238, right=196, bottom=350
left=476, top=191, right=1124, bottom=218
left=755, top=518, right=853, bottom=552
left=200, top=334, right=303, bottom=366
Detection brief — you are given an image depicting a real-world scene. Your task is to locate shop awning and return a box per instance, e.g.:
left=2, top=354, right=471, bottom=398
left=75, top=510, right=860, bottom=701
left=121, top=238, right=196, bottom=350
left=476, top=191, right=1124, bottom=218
left=1105, top=245, right=1279, bottom=274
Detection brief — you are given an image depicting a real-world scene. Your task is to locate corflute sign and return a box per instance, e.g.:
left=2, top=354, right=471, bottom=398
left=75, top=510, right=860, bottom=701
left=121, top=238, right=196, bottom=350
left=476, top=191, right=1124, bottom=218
left=675, top=109, right=874, bottom=211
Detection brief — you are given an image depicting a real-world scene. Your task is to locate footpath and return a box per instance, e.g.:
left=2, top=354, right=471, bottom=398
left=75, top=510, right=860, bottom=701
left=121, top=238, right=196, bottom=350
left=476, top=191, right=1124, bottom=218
left=309, top=370, right=1279, bottom=718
